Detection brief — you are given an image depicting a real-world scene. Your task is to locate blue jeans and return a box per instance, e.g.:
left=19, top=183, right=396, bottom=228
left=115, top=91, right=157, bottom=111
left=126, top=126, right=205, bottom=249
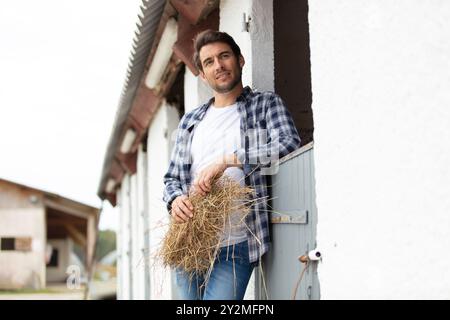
left=175, top=240, right=254, bottom=300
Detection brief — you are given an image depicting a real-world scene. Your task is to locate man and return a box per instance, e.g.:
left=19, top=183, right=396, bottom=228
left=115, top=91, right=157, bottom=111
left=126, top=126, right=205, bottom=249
left=163, top=30, right=301, bottom=300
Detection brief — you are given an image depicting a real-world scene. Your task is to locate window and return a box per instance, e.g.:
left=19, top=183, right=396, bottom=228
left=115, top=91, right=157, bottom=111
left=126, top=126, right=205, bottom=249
left=0, top=238, right=15, bottom=251
left=0, top=237, right=32, bottom=251
left=15, top=237, right=32, bottom=251
left=48, top=248, right=59, bottom=267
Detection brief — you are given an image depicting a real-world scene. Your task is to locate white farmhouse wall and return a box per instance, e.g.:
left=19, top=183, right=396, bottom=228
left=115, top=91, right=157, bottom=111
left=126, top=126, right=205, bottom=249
left=130, top=172, right=145, bottom=299
left=117, top=175, right=131, bottom=299
left=137, top=144, right=150, bottom=299
left=116, top=190, right=123, bottom=299
left=184, top=69, right=213, bottom=114
left=309, top=0, right=450, bottom=299
left=129, top=174, right=138, bottom=299
left=146, top=101, right=180, bottom=299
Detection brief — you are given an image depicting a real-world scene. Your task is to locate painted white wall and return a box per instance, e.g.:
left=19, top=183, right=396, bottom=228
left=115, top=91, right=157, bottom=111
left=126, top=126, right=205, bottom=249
left=115, top=105, right=180, bottom=300
left=220, top=0, right=252, bottom=89
left=137, top=144, right=150, bottom=299
left=0, top=208, right=46, bottom=289
left=115, top=190, right=123, bottom=299
left=130, top=172, right=146, bottom=299
left=130, top=174, right=138, bottom=299
left=146, top=101, right=180, bottom=299
left=309, top=0, right=450, bottom=299
left=46, top=238, right=72, bottom=282
left=184, top=68, right=213, bottom=113
left=117, top=175, right=131, bottom=299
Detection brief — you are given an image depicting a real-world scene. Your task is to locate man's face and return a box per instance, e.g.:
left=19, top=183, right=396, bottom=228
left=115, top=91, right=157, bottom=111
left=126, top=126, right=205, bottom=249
left=198, top=42, right=244, bottom=94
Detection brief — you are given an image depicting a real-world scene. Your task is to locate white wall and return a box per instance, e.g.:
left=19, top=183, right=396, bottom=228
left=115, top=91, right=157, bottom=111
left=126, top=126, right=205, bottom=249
left=130, top=173, right=145, bottom=299
left=309, top=0, right=450, bottom=299
left=46, top=238, right=72, bottom=282
left=220, top=0, right=252, bottom=89
left=137, top=144, right=150, bottom=299
left=117, top=160, right=147, bottom=300
left=184, top=68, right=212, bottom=114
left=117, top=176, right=131, bottom=299
left=0, top=208, right=46, bottom=289
left=115, top=104, right=180, bottom=301
left=146, top=101, right=180, bottom=299
left=115, top=191, right=123, bottom=299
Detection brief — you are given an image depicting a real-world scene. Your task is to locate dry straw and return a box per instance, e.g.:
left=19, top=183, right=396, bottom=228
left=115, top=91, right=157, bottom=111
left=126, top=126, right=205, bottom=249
left=158, top=175, right=256, bottom=280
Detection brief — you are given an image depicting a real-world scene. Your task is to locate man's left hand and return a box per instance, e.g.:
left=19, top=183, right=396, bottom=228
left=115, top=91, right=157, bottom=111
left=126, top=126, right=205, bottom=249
left=192, top=153, right=240, bottom=196
left=192, top=162, right=227, bottom=196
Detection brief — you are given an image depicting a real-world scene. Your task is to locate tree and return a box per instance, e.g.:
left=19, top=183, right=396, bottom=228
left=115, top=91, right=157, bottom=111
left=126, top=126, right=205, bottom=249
left=95, top=229, right=116, bottom=261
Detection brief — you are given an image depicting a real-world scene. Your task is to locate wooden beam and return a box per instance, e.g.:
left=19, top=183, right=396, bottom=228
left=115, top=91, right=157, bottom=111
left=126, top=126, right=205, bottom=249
left=86, top=215, right=97, bottom=272
left=116, top=151, right=138, bottom=175
left=47, top=219, right=85, bottom=228
left=172, top=8, right=219, bottom=75
left=63, top=222, right=87, bottom=247
left=105, top=193, right=117, bottom=207
left=44, top=198, right=90, bottom=220
left=110, top=160, right=125, bottom=183
left=129, top=87, right=160, bottom=133
left=170, top=0, right=219, bottom=25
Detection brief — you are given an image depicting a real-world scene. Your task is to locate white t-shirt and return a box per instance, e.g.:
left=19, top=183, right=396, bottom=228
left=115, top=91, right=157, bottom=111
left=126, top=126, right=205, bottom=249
left=190, top=103, right=247, bottom=247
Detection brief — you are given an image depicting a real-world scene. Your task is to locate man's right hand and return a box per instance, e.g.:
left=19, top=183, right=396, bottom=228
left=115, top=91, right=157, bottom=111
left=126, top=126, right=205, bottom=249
left=171, top=195, right=194, bottom=223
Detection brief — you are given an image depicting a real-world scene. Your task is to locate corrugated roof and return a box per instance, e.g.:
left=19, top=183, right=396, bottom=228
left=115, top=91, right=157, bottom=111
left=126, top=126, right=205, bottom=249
left=98, top=0, right=166, bottom=199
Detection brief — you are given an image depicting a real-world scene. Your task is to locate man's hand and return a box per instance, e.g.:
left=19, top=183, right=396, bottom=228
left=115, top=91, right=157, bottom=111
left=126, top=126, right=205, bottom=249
left=193, top=153, right=241, bottom=196
left=171, top=195, right=194, bottom=223
left=193, top=163, right=227, bottom=196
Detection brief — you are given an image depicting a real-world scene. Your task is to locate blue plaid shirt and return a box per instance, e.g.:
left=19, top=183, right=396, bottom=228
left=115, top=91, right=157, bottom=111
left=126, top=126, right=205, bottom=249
left=163, top=86, right=301, bottom=265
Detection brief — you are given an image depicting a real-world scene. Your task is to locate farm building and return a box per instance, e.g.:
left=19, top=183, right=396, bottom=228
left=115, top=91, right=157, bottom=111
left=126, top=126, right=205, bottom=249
left=0, top=178, right=99, bottom=291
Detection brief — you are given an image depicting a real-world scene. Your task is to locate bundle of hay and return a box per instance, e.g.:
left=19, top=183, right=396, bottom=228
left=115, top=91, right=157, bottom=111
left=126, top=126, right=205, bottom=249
left=159, top=175, right=255, bottom=277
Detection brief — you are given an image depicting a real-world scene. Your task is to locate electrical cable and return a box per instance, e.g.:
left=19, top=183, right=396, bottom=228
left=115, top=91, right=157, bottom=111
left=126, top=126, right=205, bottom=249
left=291, top=258, right=310, bottom=300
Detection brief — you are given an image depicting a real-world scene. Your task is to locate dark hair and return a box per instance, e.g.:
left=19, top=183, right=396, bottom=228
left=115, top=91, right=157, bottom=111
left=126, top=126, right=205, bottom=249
left=193, top=30, right=242, bottom=71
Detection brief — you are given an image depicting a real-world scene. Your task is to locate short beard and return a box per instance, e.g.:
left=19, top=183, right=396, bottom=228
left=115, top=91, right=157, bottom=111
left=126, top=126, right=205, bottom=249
left=210, top=68, right=242, bottom=94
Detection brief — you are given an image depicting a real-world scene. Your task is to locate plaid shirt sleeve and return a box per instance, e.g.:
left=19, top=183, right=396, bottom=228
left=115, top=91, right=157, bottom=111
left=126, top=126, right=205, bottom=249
left=162, top=115, right=186, bottom=211
left=236, top=93, right=301, bottom=166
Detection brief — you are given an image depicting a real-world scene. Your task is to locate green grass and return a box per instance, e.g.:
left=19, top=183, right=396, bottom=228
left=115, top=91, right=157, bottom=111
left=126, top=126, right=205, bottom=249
left=0, top=288, right=59, bottom=295
left=0, top=287, right=84, bottom=295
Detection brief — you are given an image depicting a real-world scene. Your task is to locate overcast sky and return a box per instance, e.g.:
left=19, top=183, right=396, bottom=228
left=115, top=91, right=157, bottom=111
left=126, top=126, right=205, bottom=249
left=0, top=1, right=142, bottom=230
